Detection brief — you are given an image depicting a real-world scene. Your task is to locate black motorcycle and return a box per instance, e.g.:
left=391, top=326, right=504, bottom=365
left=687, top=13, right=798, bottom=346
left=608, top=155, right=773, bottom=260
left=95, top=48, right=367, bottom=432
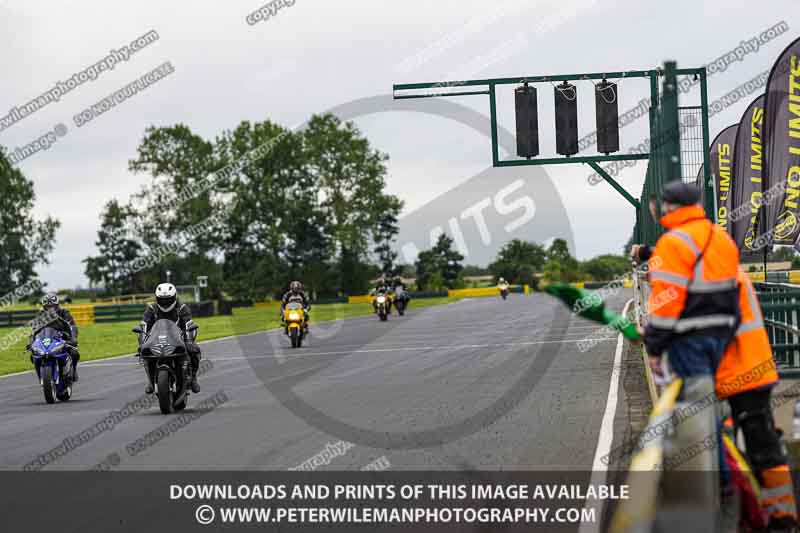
left=133, top=319, right=196, bottom=414
left=393, top=288, right=410, bottom=316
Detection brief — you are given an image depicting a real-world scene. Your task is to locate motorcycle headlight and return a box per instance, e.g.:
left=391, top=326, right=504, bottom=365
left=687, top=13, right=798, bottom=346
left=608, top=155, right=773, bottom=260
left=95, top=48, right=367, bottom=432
left=42, top=338, right=52, bottom=348
left=288, top=312, right=301, bottom=321
left=376, top=296, right=386, bottom=303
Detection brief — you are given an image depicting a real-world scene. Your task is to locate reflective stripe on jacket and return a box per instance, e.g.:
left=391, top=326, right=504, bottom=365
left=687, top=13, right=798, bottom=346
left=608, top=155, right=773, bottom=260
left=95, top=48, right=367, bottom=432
left=644, top=205, right=740, bottom=357
left=716, top=270, right=778, bottom=399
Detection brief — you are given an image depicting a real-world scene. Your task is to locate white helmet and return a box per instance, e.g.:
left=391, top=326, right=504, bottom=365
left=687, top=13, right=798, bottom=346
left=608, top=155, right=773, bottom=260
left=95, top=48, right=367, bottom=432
left=155, top=283, right=177, bottom=312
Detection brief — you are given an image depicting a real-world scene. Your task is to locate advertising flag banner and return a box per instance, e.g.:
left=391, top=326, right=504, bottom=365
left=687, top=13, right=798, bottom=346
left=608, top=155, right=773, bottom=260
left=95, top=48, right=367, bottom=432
left=763, top=37, right=800, bottom=245
left=709, top=125, right=738, bottom=233
left=732, top=95, right=765, bottom=253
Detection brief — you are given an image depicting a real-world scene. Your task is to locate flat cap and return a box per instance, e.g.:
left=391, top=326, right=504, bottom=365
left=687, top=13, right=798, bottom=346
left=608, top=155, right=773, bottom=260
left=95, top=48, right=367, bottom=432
left=661, top=181, right=700, bottom=206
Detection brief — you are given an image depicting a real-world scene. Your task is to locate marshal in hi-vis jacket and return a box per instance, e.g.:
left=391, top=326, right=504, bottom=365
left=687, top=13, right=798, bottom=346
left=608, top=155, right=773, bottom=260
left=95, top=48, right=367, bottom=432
left=644, top=204, right=740, bottom=357
left=716, top=269, right=778, bottom=400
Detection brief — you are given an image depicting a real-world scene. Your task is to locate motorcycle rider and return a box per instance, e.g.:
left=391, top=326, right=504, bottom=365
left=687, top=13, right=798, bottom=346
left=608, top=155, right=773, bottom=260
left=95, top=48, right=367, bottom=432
left=31, top=293, right=80, bottom=381
left=280, top=281, right=310, bottom=331
left=498, top=277, right=510, bottom=295
left=392, top=276, right=409, bottom=310
left=392, top=276, right=405, bottom=291
left=371, top=276, right=392, bottom=314
left=138, top=283, right=201, bottom=394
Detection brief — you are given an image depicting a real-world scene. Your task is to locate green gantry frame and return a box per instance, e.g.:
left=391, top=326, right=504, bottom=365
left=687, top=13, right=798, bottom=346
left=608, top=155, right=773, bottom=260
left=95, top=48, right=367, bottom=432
left=393, top=65, right=713, bottom=216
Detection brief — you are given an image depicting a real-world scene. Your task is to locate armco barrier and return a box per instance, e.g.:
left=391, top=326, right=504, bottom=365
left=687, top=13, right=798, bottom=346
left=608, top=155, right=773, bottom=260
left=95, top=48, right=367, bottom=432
left=0, top=309, right=38, bottom=328
left=93, top=303, right=146, bottom=324
left=447, top=286, right=521, bottom=298
left=64, top=304, right=95, bottom=326
left=348, top=291, right=449, bottom=304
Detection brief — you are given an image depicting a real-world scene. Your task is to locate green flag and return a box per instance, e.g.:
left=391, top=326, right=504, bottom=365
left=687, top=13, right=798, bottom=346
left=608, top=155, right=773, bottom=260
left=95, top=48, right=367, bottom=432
left=544, top=283, right=641, bottom=341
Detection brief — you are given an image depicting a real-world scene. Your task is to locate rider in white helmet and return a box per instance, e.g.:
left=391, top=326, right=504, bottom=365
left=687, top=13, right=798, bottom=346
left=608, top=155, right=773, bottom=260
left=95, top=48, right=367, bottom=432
left=138, top=283, right=201, bottom=394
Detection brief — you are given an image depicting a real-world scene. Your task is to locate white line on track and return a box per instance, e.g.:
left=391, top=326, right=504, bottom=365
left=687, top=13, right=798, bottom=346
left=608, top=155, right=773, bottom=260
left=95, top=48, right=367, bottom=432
left=578, top=298, right=633, bottom=533
left=101, top=336, right=614, bottom=363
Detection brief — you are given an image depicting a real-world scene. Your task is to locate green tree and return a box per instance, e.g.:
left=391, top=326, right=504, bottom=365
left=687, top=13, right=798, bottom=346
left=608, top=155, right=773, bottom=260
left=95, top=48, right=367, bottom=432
left=462, top=264, right=490, bottom=276
left=488, top=239, right=546, bottom=284
left=0, top=150, right=59, bottom=295
left=120, top=114, right=403, bottom=300
left=302, top=114, right=402, bottom=293
left=128, top=124, right=218, bottom=254
left=414, top=234, right=464, bottom=290
left=581, top=254, right=630, bottom=281
left=83, top=200, right=143, bottom=294
left=543, top=238, right=582, bottom=282
left=373, top=202, right=403, bottom=278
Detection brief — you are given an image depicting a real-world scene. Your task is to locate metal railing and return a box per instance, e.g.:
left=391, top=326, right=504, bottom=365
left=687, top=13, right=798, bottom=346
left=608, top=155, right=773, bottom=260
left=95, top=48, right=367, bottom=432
left=612, top=272, right=721, bottom=531
left=755, top=281, right=800, bottom=375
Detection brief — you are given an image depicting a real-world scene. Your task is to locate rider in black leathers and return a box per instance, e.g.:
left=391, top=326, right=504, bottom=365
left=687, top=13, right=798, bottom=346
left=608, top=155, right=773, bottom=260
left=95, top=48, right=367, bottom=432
left=31, top=293, right=80, bottom=381
left=280, top=281, right=310, bottom=331
left=138, top=283, right=201, bottom=394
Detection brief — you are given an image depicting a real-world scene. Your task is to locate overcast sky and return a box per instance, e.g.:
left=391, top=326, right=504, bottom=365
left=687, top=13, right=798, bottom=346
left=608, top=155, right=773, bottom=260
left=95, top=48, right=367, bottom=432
left=0, top=0, right=796, bottom=290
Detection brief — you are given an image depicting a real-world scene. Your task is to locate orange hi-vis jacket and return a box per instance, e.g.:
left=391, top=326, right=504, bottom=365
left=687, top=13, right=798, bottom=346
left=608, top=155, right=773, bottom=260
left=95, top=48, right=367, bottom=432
left=644, top=205, right=740, bottom=357
left=716, top=270, right=778, bottom=400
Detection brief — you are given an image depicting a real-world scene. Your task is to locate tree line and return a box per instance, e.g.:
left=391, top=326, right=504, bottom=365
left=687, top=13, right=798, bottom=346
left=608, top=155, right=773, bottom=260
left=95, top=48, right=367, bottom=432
left=412, top=236, right=632, bottom=292
left=82, top=114, right=403, bottom=300
left=0, top=114, right=632, bottom=304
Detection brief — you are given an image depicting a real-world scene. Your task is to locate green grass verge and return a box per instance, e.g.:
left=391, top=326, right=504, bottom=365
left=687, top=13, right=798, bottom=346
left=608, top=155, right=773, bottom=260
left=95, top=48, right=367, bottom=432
left=0, top=297, right=458, bottom=376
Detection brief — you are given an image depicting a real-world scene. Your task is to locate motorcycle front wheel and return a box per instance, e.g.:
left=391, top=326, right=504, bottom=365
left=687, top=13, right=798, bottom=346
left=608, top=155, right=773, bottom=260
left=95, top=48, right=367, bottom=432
left=41, top=365, right=56, bottom=404
left=157, top=368, right=175, bottom=414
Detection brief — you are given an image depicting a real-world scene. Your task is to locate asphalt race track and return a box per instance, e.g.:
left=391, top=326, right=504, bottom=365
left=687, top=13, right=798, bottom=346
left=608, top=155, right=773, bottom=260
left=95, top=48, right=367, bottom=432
left=0, top=292, right=635, bottom=472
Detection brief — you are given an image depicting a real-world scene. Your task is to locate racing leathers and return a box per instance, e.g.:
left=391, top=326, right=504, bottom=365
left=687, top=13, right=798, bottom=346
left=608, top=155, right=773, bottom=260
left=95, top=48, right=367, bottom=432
left=31, top=307, right=80, bottom=380
left=139, top=300, right=201, bottom=391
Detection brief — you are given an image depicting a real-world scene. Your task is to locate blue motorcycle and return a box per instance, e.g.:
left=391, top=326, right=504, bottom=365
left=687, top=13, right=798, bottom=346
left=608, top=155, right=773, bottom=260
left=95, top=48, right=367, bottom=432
left=29, top=326, right=74, bottom=404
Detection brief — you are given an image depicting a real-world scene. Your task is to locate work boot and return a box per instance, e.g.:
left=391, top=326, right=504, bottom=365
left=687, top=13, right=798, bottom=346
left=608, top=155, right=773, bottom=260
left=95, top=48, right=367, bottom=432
left=72, top=366, right=79, bottom=382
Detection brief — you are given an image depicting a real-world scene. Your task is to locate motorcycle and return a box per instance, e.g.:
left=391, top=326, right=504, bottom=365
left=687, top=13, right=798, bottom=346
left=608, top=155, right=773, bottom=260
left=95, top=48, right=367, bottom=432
left=393, top=287, right=410, bottom=316
left=133, top=319, right=196, bottom=414
left=29, top=326, right=74, bottom=404
left=499, top=284, right=510, bottom=300
left=374, top=292, right=391, bottom=321
left=283, top=302, right=307, bottom=348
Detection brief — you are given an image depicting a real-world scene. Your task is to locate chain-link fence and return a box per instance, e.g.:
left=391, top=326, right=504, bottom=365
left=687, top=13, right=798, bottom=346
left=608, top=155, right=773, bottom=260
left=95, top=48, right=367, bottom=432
left=634, top=65, right=710, bottom=247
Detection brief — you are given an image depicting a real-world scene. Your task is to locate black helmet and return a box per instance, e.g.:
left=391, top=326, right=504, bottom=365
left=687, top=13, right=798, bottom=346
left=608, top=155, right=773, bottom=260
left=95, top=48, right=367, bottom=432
left=290, top=281, right=302, bottom=294
left=155, top=283, right=177, bottom=312
left=41, top=292, right=59, bottom=309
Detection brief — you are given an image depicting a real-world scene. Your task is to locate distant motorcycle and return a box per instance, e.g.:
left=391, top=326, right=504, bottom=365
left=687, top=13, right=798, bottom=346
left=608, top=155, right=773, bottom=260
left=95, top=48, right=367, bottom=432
left=283, top=302, right=307, bottom=348
left=499, top=283, right=510, bottom=300
left=374, top=292, right=391, bottom=321
left=393, top=287, right=410, bottom=316
left=29, top=326, right=75, bottom=404
left=133, top=319, right=196, bottom=414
